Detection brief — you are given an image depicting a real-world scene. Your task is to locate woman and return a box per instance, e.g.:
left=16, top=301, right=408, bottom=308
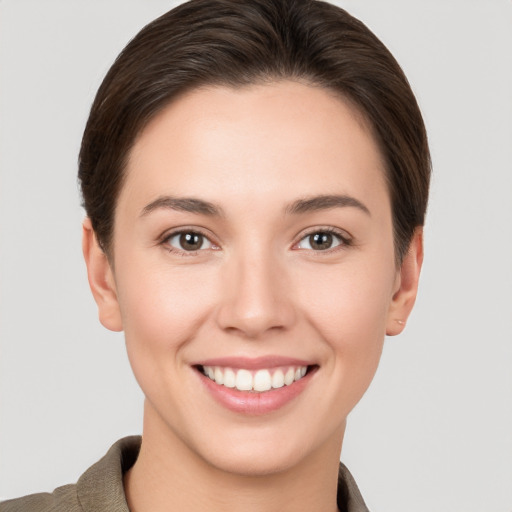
left=1, top=0, right=429, bottom=510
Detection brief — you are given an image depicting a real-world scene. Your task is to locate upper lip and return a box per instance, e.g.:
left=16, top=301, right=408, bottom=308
left=192, top=355, right=315, bottom=370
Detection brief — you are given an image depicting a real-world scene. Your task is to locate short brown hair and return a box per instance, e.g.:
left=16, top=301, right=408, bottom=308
left=79, top=0, right=431, bottom=263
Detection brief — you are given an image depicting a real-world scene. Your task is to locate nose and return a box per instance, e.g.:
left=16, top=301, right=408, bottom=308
left=215, top=249, right=296, bottom=339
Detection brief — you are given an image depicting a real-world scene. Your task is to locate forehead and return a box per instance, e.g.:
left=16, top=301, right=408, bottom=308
left=121, top=81, right=388, bottom=216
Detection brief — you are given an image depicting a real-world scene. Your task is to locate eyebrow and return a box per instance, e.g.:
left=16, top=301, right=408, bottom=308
left=141, top=196, right=224, bottom=217
left=285, top=194, right=371, bottom=216
left=140, top=193, right=370, bottom=218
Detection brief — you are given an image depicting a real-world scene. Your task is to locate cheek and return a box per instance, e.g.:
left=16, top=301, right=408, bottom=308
left=298, top=259, right=393, bottom=335
left=295, top=260, right=394, bottom=389
left=114, top=256, right=218, bottom=372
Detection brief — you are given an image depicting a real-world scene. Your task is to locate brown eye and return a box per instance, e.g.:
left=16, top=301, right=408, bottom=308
left=310, top=232, right=333, bottom=250
left=296, top=230, right=346, bottom=251
left=167, top=231, right=212, bottom=252
left=180, top=232, right=203, bottom=250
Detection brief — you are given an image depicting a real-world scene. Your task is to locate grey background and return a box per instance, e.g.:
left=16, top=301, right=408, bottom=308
left=1, top=1, right=511, bottom=510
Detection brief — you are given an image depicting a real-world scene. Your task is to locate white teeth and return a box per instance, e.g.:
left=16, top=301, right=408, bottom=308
left=271, top=369, right=285, bottom=389
left=214, top=367, right=224, bottom=385
left=235, top=369, right=253, bottom=391
left=253, top=370, right=272, bottom=392
left=284, top=368, right=295, bottom=386
left=223, top=368, right=236, bottom=388
left=202, top=365, right=309, bottom=392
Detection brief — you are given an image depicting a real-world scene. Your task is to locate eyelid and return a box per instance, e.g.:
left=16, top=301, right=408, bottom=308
left=157, top=225, right=353, bottom=256
left=292, top=226, right=353, bottom=251
left=159, top=226, right=220, bottom=256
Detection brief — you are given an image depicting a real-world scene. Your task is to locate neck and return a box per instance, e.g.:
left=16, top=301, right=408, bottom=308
left=124, top=401, right=344, bottom=512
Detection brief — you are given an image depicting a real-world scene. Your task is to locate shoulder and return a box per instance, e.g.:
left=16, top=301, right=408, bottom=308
left=338, top=462, right=370, bottom=512
left=0, top=436, right=141, bottom=512
left=0, top=484, right=80, bottom=512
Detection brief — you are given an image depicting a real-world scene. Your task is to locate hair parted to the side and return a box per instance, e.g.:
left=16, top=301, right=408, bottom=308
left=78, top=0, right=431, bottom=264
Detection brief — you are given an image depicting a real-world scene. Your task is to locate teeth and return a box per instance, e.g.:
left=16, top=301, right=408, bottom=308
left=284, top=368, right=295, bottom=386
left=214, top=367, right=224, bottom=385
left=254, top=370, right=272, bottom=392
left=202, top=365, right=309, bottom=392
left=271, top=369, right=285, bottom=389
left=223, top=368, right=236, bottom=388
left=235, top=369, right=253, bottom=391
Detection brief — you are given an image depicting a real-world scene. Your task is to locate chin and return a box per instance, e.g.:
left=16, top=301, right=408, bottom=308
left=189, top=421, right=340, bottom=478
left=201, top=442, right=306, bottom=477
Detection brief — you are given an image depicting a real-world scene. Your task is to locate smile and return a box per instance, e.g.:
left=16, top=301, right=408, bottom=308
left=194, top=357, right=317, bottom=414
left=201, top=365, right=308, bottom=392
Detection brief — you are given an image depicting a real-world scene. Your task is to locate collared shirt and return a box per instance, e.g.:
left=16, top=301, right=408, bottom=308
left=0, top=436, right=369, bottom=512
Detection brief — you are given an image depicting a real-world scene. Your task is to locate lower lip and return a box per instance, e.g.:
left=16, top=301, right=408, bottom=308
left=196, top=368, right=316, bottom=415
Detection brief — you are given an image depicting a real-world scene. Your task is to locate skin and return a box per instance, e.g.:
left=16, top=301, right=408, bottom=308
left=83, top=81, right=423, bottom=512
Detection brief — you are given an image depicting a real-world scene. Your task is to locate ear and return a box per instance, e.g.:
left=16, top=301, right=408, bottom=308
left=82, top=218, right=123, bottom=332
left=386, top=227, right=424, bottom=336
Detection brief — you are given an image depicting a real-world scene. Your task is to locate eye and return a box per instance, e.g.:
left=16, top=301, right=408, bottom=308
left=295, top=229, right=349, bottom=251
left=165, top=231, right=214, bottom=252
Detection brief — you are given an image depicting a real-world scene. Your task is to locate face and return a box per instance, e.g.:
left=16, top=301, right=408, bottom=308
left=84, top=81, right=421, bottom=476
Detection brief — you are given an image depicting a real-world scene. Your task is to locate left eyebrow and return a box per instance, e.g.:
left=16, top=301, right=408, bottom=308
left=285, top=194, right=371, bottom=216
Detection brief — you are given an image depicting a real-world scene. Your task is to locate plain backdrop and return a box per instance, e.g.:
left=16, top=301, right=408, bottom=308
left=1, top=1, right=511, bottom=511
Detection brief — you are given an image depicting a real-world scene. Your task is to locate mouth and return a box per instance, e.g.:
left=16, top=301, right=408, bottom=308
left=197, top=364, right=313, bottom=393
left=192, top=359, right=318, bottom=415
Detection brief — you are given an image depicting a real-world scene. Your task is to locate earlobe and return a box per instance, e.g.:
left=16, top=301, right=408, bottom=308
left=386, top=228, right=424, bottom=336
left=82, top=218, right=123, bottom=332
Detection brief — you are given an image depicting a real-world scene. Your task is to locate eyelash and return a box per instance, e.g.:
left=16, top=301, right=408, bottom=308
left=160, top=227, right=353, bottom=257
left=161, top=228, right=216, bottom=257
left=294, top=227, right=353, bottom=253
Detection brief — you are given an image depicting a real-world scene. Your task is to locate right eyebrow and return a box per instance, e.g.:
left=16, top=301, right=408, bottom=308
left=140, top=196, right=225, bottom=217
